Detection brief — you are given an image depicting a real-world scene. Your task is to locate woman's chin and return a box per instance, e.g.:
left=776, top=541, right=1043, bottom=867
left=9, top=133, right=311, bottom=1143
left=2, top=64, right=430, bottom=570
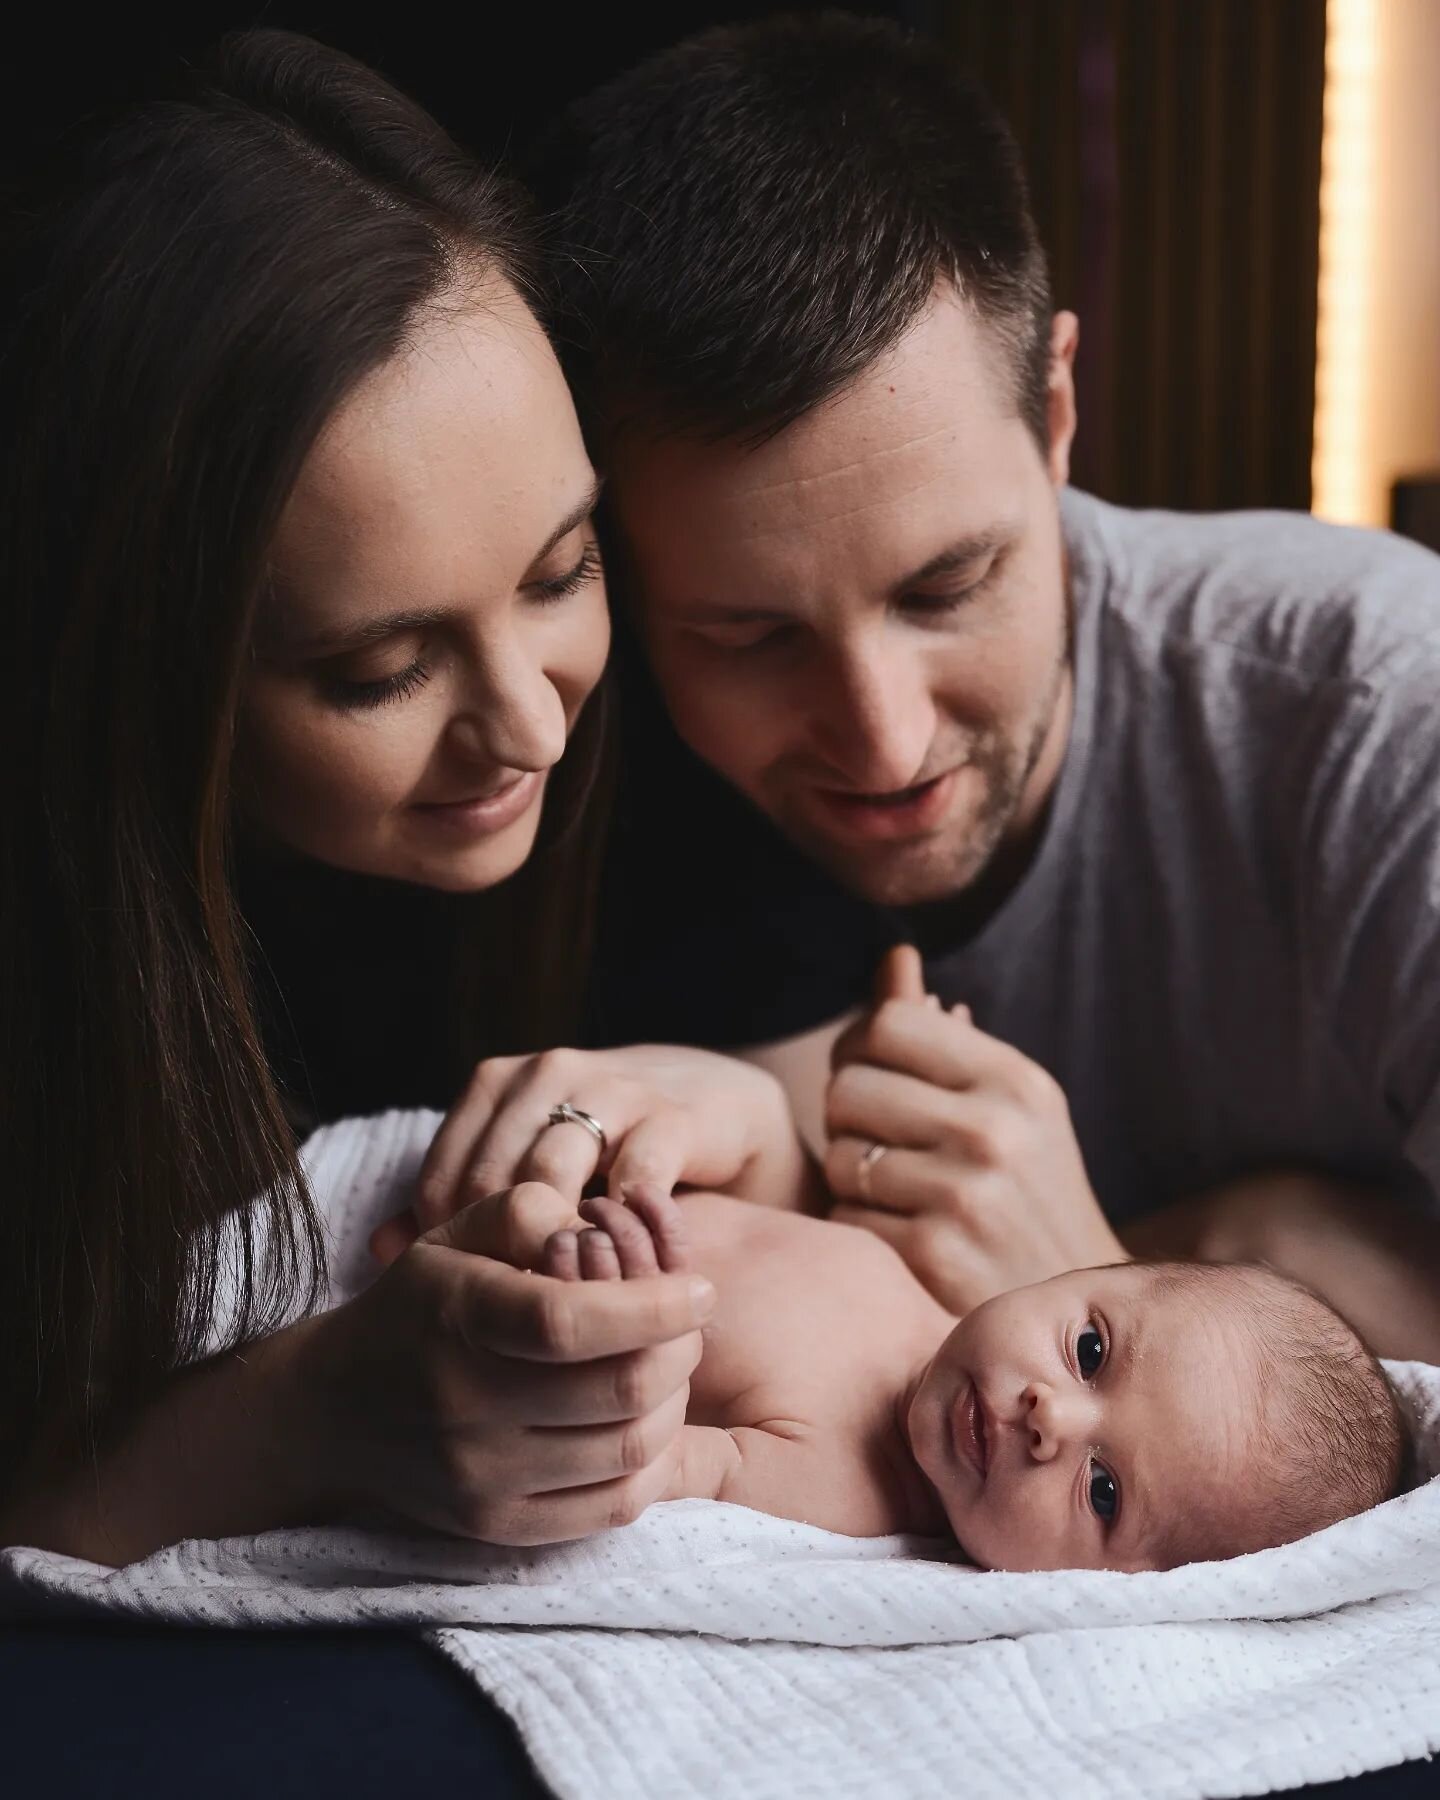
left=393, top=797, right=547, bottom=892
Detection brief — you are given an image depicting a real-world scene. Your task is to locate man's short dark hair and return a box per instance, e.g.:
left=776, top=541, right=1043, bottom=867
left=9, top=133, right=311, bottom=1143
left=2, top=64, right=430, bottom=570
left=531, top=10, right=1053, bottom=450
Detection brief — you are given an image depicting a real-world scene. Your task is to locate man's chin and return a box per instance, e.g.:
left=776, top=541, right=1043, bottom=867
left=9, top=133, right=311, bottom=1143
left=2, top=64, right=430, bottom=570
left=797, top=829, right=991, bottom=909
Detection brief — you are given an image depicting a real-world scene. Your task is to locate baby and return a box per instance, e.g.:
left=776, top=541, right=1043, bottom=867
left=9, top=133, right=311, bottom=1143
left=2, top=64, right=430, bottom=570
left=537, top=1189, right=1409, bottom=1571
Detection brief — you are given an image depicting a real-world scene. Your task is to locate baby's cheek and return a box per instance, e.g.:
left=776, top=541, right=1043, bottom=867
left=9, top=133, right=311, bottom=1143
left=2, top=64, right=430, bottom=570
left=953, top=1484, right=1070, bottom=1573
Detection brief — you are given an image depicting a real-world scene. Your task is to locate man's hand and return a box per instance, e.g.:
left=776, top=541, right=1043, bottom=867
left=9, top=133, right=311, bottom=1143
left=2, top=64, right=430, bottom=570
left=824, top=945, right=1125, bottom=1313
left=1123, top=1168, right=1440, bottom=1362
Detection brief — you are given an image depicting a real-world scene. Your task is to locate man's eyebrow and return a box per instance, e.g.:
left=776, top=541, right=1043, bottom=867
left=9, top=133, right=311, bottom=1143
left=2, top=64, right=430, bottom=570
left=270, top=476, right=605, bottom=658
left=892, top=526, right=1015, bottom=593
left=668, top=524, right=1017, bottom=626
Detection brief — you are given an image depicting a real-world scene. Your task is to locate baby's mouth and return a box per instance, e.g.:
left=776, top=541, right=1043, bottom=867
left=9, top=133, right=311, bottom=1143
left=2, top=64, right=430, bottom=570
left=952, top=1379, right=989, bottom=1478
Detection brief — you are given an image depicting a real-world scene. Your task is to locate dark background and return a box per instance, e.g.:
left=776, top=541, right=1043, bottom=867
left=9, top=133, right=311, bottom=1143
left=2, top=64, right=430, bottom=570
left=3, top=0, right=1331, bottom=517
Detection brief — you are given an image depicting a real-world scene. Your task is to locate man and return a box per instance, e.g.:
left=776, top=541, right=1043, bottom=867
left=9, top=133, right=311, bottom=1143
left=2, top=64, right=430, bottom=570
left=535, top=13, right=1440, bottom=1355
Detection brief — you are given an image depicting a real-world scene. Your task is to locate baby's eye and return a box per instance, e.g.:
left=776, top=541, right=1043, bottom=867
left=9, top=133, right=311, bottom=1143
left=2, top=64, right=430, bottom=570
left=1076, top=1324, right=1105, bottom=1378
left=1088, top=1461, right=1118, bottom=1523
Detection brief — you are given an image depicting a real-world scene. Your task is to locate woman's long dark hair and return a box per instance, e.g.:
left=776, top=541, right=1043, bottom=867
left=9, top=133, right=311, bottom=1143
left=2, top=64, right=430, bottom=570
left=0, top=30, right=606, bottom=1485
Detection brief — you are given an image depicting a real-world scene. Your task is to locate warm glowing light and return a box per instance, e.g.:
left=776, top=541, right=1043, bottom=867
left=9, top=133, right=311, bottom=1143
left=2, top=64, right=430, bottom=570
left=1312, top=0, right=1382, bottom=523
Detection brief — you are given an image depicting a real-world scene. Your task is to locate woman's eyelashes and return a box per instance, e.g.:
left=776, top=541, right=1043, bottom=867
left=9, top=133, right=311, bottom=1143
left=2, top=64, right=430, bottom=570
left=531, top=539, right=603, bottom=602
left=319, top=540, right=603, bottom=712
left=322, top=656, right=433, bottom=712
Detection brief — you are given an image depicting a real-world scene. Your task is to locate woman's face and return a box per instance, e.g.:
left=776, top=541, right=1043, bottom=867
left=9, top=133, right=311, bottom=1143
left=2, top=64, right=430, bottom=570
left=240, top=284, right=609, bottom=893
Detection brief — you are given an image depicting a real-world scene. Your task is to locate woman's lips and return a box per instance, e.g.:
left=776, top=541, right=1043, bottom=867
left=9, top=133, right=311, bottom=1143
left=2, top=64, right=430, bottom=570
left=951, top=1379, right=989, bottom=1478
left=409, top=769, right=541, bottom=837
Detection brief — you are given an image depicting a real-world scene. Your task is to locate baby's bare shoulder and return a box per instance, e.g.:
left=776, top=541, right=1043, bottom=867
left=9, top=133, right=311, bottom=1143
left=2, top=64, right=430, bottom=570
left=678, top=1192, right=912, bottom=1289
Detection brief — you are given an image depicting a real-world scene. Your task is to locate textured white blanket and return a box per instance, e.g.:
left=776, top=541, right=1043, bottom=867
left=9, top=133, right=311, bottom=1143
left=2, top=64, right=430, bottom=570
left=5, top=1108, right=1440, bottom=1800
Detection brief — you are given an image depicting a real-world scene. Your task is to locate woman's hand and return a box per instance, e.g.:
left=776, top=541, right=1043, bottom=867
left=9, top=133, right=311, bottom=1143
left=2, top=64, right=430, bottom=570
left=824, top=947, right=1124, bottom=1314
left=296, top=1181, right=715, bottom=1545
left=373, top=1044, right=814, bottom=1264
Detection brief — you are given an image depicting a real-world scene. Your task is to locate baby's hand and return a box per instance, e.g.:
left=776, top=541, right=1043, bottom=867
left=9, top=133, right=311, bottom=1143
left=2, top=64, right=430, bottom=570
left=541, top=1189, right=691, bottom=1282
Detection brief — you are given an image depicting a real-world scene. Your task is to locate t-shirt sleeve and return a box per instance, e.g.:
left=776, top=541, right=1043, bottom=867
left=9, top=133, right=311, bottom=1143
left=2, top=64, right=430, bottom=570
left=1301, top=658, right=1440, bottom=1201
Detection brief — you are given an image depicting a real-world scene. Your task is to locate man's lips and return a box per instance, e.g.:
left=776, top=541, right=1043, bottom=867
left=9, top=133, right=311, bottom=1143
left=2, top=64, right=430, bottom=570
left=808, top=769, right=958, bottom=842
left=951, top=1379, right=989, bottom=1478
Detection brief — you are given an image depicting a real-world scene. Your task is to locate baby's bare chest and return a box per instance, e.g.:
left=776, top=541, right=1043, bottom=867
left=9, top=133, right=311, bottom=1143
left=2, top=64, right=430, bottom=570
left=678, top=1196, right=946, bottom=1430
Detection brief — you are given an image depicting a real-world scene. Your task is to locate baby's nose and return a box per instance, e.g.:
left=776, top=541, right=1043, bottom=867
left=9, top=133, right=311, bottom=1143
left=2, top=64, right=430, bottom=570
left=1022, top=1381, right=1092, bottom=1462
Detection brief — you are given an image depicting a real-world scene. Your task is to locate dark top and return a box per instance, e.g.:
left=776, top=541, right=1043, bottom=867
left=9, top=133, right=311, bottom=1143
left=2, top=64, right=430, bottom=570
left=238, top=849, right=469, bottom=1128
left=582, top=635, right=901, bottom=1051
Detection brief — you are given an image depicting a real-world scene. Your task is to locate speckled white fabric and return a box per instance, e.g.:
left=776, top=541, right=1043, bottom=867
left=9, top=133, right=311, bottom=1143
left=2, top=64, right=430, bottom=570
left=5, top=1108, right=1440, bottom=1799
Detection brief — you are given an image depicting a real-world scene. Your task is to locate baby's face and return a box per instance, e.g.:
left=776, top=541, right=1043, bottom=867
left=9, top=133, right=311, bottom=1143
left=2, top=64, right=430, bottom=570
left=905, top=1263, right=1263, bottom=1572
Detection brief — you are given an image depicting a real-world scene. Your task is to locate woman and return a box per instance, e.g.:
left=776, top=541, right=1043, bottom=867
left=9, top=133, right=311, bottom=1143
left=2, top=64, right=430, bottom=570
left=0, top=28, right=801, bottom=1563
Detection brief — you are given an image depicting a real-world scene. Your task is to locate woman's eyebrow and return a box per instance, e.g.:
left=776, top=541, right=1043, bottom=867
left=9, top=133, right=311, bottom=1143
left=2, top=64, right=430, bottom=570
left=273, top=476, right=605, bottom=659
left=534, top=474, right=605, bottom=565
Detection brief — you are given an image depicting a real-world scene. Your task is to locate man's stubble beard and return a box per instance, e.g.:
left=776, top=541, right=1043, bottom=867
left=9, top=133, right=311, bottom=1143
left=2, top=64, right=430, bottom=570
left=775, top=636, right=1072, bottom=911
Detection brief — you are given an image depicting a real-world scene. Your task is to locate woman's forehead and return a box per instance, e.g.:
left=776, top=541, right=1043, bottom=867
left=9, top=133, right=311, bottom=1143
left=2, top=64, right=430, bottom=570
left=266, top=303, right=589, bottom=628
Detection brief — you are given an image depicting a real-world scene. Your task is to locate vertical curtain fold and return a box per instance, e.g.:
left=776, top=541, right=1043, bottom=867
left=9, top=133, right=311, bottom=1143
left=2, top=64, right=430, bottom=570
left=937, top=0, right=1326, bottom=512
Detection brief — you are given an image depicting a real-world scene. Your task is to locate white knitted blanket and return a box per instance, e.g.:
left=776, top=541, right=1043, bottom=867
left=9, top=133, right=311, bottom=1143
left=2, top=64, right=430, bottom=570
left=5, top=1108, right=1440, bottom=1800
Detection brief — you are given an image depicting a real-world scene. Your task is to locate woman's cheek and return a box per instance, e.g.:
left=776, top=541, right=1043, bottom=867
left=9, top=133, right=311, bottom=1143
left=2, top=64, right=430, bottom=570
left=239, top=684, right=436, bottom=855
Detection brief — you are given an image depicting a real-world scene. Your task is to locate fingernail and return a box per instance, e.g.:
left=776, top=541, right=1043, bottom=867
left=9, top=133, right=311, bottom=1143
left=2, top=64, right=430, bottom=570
left=688, top=1276, right=716, bottom=1316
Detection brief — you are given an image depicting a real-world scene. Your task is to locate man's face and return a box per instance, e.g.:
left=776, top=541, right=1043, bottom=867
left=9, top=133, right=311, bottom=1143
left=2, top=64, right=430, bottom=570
left=609, top=287, right=1079, bottom=907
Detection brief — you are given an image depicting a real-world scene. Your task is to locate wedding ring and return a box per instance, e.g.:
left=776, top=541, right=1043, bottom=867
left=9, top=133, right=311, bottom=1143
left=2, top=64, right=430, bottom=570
left=857, top=1140, right=889, bottom=1199
left=546, top=1102, right=608, bottom=1154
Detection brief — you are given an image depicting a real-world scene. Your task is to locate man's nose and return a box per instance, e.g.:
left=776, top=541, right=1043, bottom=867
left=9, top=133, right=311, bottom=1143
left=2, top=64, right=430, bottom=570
left=1021, top=1381, right=1096, bottom=1464
left=807, top=638, right=937, bottom=790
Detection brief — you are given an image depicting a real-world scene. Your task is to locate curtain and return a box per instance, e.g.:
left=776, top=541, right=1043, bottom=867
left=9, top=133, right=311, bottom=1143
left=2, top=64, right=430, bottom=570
left=938, top=0, right=1327, bottom=512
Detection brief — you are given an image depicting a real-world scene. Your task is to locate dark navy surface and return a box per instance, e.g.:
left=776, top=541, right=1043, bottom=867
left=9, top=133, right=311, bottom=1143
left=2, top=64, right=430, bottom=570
left=0, top=1626, right=547, bottom=1798
left=0, top=1624, right=1432, bottom=1798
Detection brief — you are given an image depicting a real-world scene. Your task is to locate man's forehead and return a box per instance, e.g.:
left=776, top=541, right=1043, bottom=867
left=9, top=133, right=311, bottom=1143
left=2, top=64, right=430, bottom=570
left=609, top=288, right=1024, bottom=537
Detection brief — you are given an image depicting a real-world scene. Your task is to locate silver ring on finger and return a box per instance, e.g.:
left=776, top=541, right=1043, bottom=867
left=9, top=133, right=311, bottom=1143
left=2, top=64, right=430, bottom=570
left=857, top=1140, right=889, bottom=1200
left=546, top=1101, right=608, bottom=1155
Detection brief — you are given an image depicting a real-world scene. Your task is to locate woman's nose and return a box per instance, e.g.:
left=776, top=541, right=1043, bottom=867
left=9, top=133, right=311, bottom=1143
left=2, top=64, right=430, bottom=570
left=1021, top=1380, right=1092, bottom=1463
left=448, top=648, right=568, bottom=772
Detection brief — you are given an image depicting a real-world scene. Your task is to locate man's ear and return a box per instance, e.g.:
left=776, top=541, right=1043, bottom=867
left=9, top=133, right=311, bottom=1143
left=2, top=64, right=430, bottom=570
left=1045, top=310, right=1080, bottom=488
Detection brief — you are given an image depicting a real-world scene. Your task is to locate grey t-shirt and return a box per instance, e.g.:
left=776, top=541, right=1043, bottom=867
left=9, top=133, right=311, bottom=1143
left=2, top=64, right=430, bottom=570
left=926, top=488, right=1440, bottom=1223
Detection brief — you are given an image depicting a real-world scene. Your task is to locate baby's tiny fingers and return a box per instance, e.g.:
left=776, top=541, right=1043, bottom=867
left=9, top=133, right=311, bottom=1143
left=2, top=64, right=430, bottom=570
left=579, top=1195, right=660, bottom=1279
left=620, top=1187, right=691, bottom=1274
left=542, top=1228, right=582, bottom=1282
left=577, top=1227, right=622, bottom=1281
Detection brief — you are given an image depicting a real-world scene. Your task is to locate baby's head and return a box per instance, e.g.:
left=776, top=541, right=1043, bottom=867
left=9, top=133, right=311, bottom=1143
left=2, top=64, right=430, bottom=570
left=905, top=1259, right=1408, bottom=1572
